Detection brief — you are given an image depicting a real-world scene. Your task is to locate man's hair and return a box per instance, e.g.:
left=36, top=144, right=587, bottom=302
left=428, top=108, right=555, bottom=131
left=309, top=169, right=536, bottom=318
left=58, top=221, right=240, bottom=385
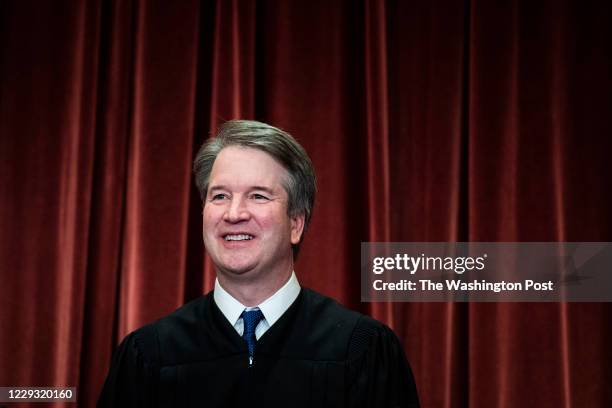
left=193, top=119, right=316, bottom=257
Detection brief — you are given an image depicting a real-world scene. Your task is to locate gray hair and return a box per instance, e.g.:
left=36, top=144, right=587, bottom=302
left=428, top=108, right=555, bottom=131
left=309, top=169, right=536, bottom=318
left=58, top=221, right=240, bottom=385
left=193, top=120, right=316, bottom=257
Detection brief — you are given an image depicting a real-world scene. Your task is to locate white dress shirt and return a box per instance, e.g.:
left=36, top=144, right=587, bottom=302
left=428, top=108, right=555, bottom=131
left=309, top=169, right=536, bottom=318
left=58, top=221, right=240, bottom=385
left=213, top=272, right=301, bottom=340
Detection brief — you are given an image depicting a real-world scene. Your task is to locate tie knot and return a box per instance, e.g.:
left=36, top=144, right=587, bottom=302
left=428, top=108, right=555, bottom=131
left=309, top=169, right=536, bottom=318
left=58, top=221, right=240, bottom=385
left=242, top=309, right=264, bottom=336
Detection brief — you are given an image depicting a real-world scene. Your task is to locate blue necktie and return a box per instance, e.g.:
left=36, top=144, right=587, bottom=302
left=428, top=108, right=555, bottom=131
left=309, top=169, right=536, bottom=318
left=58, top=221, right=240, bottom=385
left=242, top=309, right=264, bottom=365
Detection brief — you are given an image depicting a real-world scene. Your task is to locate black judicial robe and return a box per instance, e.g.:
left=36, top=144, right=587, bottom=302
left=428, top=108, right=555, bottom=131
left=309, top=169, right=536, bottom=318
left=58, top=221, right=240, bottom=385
left=98, top=289, right=419, bottom=407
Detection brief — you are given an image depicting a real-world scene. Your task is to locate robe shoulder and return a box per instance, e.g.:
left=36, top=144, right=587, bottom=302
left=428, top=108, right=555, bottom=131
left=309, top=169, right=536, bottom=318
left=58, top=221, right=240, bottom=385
left=345, top=318, right=420, bottom=407
left=97, top=325, right=160, bottom=407
left=291, top=290, right=420, bottom=407
left=97, top=296, right=207, bottom=407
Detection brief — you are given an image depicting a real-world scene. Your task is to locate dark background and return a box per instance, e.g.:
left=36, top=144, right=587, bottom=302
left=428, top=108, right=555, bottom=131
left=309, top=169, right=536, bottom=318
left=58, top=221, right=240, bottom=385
left=1, top=0, right=611, bottom=407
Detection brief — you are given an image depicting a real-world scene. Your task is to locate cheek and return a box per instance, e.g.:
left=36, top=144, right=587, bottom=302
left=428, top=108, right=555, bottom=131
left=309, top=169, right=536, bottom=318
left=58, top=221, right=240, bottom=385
left=202, top=207, right=220, bottom=230
left=254, top=209, right=292, bottom=235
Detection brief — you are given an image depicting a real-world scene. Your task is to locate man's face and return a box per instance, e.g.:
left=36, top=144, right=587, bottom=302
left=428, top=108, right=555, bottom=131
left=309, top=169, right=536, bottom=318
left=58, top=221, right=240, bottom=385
left=202, top=146, right=304, bottom=282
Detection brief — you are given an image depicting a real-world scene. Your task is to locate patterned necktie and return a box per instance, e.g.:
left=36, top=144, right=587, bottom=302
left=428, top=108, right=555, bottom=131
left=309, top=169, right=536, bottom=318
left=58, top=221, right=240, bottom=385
left=241, top=309, right=264, bottom=366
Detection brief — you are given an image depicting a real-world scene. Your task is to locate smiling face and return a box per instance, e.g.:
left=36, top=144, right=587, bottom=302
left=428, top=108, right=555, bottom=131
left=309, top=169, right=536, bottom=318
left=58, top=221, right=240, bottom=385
left=202, top=146, right=305, bottom=286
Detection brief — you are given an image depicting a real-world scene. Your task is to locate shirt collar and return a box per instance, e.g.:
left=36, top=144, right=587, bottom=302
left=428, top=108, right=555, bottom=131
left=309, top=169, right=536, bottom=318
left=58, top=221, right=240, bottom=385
left=214, top=271, right=301, bottom=327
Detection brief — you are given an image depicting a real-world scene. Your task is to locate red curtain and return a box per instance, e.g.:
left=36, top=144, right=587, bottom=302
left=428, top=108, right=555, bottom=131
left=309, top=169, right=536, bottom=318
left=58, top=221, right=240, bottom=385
left=1, top=1, right=611, bottom=407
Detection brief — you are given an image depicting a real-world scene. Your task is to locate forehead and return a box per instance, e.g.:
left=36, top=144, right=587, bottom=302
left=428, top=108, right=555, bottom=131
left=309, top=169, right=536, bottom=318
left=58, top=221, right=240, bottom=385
left=208, top=146, right=288, bottom=190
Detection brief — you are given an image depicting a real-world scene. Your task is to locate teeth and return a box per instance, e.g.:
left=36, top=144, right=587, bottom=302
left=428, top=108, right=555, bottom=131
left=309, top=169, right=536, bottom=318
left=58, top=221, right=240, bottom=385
left=224, top=234, right=253, bottom=241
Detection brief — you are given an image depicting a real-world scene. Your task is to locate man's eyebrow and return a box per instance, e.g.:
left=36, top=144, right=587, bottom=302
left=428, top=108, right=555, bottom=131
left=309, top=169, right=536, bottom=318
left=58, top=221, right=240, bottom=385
left=250, top=186, right=276, bottom=194
left=207, top=185, right=277, bottom=194
left=207, top=185, right=227, bottom=193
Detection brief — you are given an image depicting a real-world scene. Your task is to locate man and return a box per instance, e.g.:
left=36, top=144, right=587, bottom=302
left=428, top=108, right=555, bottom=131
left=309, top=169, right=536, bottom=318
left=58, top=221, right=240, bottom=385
left=98, top=120, right=419, bottom=407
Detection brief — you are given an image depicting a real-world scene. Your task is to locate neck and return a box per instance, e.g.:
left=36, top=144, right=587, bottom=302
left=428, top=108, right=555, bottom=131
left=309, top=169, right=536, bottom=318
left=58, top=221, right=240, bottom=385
left=217, top=265, right=293, bottom=307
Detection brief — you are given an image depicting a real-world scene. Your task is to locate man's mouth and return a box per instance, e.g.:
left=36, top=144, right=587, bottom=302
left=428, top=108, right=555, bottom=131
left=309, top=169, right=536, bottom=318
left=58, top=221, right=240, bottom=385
left=223, top=234, right=254, bottom=241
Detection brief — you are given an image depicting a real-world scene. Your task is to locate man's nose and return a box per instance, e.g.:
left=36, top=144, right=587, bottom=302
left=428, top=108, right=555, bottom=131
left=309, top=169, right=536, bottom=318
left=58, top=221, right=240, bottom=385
left=223, top=196, right=250, bottom=223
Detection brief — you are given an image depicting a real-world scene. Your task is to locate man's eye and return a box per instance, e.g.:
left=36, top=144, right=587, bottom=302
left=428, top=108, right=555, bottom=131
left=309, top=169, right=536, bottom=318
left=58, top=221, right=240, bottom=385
left=211, top=193, right=228, bottom=201
left=251, top=193, right=269, bottom=201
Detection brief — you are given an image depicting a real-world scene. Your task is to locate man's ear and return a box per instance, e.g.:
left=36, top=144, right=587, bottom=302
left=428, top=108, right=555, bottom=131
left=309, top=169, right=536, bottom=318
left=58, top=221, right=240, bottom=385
left=290, top=213, right=306, bottom=245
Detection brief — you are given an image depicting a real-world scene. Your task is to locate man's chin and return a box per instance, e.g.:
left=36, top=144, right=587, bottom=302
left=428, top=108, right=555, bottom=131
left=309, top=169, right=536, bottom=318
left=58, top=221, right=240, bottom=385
left=215, top=260, right=259, bottom=278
